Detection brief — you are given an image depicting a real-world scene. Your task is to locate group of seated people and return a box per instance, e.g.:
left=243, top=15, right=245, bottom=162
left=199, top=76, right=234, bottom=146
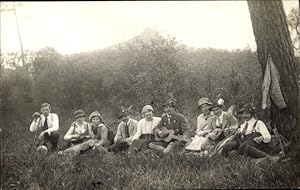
left=29, top=98, right=282, bottom=163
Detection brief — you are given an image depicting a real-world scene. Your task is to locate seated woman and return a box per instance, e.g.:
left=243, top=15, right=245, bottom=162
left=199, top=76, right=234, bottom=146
left=185, top=98, right=215, bottom=154
left=88, top=111, right=113, bottom=152
left=128, top=105, right=161, bottom=154
left=58, top=110, right=96, bottom=156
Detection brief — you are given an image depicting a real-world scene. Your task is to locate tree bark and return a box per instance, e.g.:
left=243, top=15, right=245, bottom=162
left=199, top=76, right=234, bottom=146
left=247, top=0, right=299, bottom=159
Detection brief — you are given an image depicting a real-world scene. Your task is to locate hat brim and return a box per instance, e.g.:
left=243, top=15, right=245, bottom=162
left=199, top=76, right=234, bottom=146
left=41, top=103, right=50, bottom=109
left=119, top=114, right=129, bottom=119
left=163, top=104, right=176, bottom=108
left=90, top=115, right=101, bottom=121
left=238, top=108, right=252, bottom=113
left=198, top=102, right=212, bottom=108
left=142, top=109, right=154, bottom=114
left=209, top=105, right=223, bottom=111
left=75, top=113, right=86, bottom=119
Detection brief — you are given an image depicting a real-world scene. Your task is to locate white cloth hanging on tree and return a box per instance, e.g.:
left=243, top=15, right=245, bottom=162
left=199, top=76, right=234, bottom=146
left=262, top=55, right=287, bottom=110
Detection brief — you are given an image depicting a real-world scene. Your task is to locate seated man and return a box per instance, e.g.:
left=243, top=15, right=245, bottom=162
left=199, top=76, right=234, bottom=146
left=30, top=103, right=60, bottom=153
left=206, top=102, right=239, bottom=152
left=149, top=99, right=192, bottom=155
left=221, top=103, right=280, bottom=163
left=58, top=110, right=96, bottom=156
left=106, top=109, right=138, bottom=153
left=128, top=105, right=161, bottom=154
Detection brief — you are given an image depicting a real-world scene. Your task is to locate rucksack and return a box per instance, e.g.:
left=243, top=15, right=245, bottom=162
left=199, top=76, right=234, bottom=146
left=268, top=133, right=290, bottom=154
left=92, top=123, right=115, bottom=144
left=107, top=127, right=115, bottom=144
left=250, top=120, right=290, bottom=154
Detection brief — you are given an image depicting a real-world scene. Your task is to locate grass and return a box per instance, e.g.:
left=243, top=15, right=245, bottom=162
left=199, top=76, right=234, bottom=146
left=2, top=122, right=300, bottom=189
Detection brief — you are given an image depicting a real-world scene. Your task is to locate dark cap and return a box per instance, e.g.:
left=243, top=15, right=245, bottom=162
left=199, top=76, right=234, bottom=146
left=119, top=110, right=129, bottom=119
left=209, top=102, right=223, bottom=111
left=163, top=99, right=176, bottom=108
left=238, top=103, right=255, bottom=114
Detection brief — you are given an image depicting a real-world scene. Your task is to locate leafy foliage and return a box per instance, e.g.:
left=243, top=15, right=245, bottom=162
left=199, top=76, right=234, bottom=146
left=1, top=32, right=263, bottom=132
left=1, top=28, right=299, bottom=190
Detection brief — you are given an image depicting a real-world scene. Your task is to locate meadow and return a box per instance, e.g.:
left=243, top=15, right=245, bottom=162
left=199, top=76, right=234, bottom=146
left=2, top=120, right=300, bottom=190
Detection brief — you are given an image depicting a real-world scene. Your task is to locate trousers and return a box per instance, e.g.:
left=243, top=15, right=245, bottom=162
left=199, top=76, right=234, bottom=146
left=37, top=131, right=60, bottom=151
left=222, top=132, right=269, bottom=158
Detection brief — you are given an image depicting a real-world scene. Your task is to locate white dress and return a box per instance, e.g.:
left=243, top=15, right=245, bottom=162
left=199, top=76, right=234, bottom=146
left=185, top=113, right=213, bottom=151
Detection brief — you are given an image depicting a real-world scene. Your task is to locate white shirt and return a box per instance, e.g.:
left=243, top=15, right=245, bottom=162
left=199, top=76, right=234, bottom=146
left=216, top=111, right=224, bottom=127
left=64, top=121, right=89, bottom=141
left=29, top=113, right=59, bottom=133
left=127, top=118, right=132, bottom=126
left=196, top=112, right=213, bottom=134
left=72, top=122, right=88, bottom=135
left=239, top=117, right=271, bottom=143
left=132, top=117, right=161, bottom=141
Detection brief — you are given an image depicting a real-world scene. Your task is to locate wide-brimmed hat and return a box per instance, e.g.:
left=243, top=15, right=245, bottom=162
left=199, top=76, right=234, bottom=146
left=142, top=105, right=154, bottom=114
left=238, top=103, right=255, bottom=114
left=89, top=111, right=103, bottom=122
left=163, top=99, right=176, bottom=108
left=197, top=97, right=212, bottom=108
left=37, top=145, right=48, bottom=155
left=74, top=109, right=86, bottom=119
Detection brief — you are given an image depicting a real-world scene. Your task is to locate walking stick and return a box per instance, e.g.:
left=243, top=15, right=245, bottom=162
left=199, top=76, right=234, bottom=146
left=31, top=115, right=42, bottom=149
left=272, top=124, right=285, bottom=157
left=32, top=129, right=38, bottom=149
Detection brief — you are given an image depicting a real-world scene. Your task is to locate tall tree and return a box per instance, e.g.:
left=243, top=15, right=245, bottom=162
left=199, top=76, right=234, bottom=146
left=287, top=8, right=300, bottom=56
left=247, top=0, right=299, bottom=159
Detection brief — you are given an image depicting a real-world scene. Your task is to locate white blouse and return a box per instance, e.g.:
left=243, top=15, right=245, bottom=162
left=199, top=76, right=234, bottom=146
left=132, top=117, right=161, bottom=141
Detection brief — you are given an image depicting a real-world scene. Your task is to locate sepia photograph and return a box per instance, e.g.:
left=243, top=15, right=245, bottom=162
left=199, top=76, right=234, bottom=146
left=1, top=0, right=299, bottom=189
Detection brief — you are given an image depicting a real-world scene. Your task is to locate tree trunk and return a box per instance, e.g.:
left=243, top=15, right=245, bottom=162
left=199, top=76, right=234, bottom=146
left=247, top=0, right=299, bottom=158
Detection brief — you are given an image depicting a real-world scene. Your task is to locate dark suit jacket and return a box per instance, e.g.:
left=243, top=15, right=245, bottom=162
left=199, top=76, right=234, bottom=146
left=153, top=112, right=192, bottom=140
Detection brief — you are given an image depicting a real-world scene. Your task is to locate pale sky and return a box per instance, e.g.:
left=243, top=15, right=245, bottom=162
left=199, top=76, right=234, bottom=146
left=1, top=1, right=299, bottom=55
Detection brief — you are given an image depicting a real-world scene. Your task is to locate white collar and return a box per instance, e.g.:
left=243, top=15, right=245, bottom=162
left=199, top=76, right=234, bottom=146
left=42, top=113, right=49, bottom=117
left=203, top=112, right=213, bottom=118
left=145, top=117, right=153, bottom=122
left=76, top=121, right=87, bottom=126
left=216, top=111, right=224, bottom=119
left=126, top=118, right=132, bottom=126
left=245, top=117, right=256, bottom=125
left=219, top=111, right=225, bottom=119
left=92, top=122, right=101, bottom=127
